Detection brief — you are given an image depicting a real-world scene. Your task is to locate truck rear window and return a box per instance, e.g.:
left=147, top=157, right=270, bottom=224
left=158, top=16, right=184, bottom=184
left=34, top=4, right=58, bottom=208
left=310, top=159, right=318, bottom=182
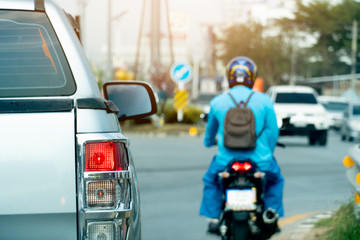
left=275, top=93, right=317, bottom=104
left=0, top=11, right=76, bottom=97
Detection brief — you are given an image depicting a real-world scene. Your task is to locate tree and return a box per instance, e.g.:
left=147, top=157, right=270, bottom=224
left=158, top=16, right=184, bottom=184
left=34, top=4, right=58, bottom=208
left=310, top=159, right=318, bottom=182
left=332, top=0, right=360, bottom=74
left=217, top=0, right=360, bottom=86
left=278, top=0, right=360, bottom=77
left=217, top=21, right=289, bottom=86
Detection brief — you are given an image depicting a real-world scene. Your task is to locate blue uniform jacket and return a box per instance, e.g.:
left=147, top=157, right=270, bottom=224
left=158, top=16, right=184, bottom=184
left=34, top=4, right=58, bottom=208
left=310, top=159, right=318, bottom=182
left=204, top=85, right=279, bottom=172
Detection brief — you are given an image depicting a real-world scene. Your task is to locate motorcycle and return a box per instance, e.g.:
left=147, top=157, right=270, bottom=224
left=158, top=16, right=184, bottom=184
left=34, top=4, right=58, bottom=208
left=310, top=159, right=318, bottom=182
left=216, top=159, right=279, bottom=240
left=202, top=115, right=288, bottom=240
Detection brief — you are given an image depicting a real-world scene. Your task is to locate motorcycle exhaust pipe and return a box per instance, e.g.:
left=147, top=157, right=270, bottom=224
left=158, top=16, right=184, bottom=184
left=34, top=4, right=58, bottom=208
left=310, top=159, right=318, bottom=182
left=262, top=208, right=279, bottom=238
left=262, top=208, right=278, bottom=224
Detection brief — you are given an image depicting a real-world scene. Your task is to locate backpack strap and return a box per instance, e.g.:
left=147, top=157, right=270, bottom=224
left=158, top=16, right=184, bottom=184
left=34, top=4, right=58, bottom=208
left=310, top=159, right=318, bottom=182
left=228, top=92, right=240, bottom=107
left=244, top=92, right=255, bottom=107
left=257, top=125, right=266, bottom=138
left=228, top=91, right=255, bottom=108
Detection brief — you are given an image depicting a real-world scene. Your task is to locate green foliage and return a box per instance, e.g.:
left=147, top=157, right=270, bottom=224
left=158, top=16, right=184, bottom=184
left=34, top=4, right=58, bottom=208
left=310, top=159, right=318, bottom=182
left=163, top=99, right=177, bottom=123
left=217, top=21, right=290, bottom=86
left=278, top=0, right=360, bottom=77
left=315, top=201, right=360, bottom=240
left=293, top=0, right=338, bottom=35
left=218, top=0, right=360, bottom=84
left=183, top=105, right=203, bottom=124
left=315, top=217, right=333, bottom=228
left=162, top=99, right=203, bottom=124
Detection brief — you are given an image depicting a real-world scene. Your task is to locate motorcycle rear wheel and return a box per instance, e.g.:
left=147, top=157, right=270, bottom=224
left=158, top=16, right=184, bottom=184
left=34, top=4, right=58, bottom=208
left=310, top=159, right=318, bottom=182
left=231, top=220, right=250, bottom=240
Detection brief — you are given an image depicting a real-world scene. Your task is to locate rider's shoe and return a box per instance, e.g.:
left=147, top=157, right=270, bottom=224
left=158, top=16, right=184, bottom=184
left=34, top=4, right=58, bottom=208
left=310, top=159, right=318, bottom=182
left=207, top=222, right=220, bottom=235
left=275, top=223, right=281, bottom=233
left=207, top=219, right=220, bottom=235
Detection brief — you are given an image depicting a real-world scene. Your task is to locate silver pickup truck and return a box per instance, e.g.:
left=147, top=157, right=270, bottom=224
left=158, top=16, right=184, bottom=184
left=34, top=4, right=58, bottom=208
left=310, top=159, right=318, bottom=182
left=0, top=0, right=157, bottom=239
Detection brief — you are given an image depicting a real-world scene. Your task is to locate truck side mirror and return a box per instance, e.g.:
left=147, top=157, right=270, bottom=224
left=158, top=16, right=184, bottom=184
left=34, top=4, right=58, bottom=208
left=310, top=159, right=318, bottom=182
left=103, top=81, right=158, bottom=121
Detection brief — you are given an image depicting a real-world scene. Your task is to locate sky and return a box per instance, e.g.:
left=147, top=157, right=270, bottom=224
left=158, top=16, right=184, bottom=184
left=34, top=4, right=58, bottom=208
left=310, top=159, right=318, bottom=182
left=52, top=0, right=342, bottom=71
left=53, top=0, right=223, bottom=69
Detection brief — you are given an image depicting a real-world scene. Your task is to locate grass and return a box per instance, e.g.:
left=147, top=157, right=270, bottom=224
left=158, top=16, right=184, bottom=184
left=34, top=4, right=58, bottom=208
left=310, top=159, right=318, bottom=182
left=313, top=201, right=360, bottom=240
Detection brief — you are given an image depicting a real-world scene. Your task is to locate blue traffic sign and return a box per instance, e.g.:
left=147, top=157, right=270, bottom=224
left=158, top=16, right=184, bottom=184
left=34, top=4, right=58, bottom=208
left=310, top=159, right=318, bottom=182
left=170, top=63, right=192, bottom=83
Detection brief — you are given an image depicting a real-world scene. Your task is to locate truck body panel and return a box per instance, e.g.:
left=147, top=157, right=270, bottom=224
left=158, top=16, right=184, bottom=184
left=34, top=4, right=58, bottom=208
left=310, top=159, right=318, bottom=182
left=0, top=111, right=77, bottom=237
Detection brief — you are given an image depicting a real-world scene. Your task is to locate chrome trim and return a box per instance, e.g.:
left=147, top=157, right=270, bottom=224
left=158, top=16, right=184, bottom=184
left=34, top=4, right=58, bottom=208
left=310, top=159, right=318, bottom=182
left=85, top=171, right=130, bottom=180
left=83, top=205, right=133, bottom=219
left=77, top=133, right=132, bottom=240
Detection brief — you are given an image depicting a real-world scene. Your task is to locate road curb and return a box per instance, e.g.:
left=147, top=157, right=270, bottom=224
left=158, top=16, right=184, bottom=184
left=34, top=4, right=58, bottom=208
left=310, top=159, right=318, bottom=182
left=288, top=211, right=333, bottom=240
left=273, top=211, right=333, bottom=240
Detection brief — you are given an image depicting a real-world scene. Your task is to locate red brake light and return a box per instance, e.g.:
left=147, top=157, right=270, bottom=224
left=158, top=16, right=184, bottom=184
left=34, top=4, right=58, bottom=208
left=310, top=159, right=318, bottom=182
left=232, top=162, right=252, bottom=172
left=85, top=142, right=128, bottom=172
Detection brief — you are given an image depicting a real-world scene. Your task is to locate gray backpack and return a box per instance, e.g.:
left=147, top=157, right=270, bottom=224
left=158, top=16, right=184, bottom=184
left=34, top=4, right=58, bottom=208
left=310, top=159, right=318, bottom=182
left=224, top=92, right=264, bottom=150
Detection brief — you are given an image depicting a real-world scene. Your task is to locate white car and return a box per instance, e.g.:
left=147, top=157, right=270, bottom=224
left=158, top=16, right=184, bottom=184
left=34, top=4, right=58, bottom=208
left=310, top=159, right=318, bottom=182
left=340, top=102, right=360, bottom=141
left=318, top=96, right=348, bottom=130
left=266, top=85, right=329, bottom=145
left=195, top=93, right=219, bottom=114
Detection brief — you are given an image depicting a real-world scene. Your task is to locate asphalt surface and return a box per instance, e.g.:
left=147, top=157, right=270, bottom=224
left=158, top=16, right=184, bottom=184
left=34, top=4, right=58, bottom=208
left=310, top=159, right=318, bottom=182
left=126, top=130, right=353, bottom=240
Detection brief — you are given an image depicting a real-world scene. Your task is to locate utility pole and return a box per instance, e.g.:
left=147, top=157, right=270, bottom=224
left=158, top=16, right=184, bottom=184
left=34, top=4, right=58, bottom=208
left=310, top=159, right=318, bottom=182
left=351, top=19, right=358, bottom=91
left=164, top=0, right=174, bottom=66
left=134, top=0, right=174, bottom=81
left=209, top=26, right=216, bottom=77
left=107, top=0, right=113, bottom=81
left=151, top=0, right=161, bottom=80
left=134, top=0, right=146, bottom=80
left=192, top=56, right=199, bottom=100
left=289, top=42, right=296, bottom=86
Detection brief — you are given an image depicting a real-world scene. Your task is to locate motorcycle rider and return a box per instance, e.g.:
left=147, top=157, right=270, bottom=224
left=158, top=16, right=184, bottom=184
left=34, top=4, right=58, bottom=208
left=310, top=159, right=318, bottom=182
left=200, top=56, right=284, bottom=234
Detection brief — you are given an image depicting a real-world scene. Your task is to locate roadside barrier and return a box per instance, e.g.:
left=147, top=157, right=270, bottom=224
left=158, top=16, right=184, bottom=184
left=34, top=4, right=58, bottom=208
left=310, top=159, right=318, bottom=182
left=343, top=144, right=360, bottom=219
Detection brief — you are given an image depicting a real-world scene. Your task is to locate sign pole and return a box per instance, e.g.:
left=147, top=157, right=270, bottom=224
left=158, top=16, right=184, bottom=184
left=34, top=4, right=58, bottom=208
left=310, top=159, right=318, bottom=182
left=170, top=63, right=192, bottom=122
left=177, top=107, right=184, bottom=122
left=177, top=82, right=185, bottom=122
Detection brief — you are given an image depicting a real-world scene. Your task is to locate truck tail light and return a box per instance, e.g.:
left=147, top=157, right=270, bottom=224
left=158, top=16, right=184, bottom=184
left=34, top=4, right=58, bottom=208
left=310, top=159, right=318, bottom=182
left=87, top=180, right=116, bottom=207
left=85, top=142, right=128, bottom=172
left=78, top=137, right=131, bottom=239
left=88, top=222, right=115, bottom=240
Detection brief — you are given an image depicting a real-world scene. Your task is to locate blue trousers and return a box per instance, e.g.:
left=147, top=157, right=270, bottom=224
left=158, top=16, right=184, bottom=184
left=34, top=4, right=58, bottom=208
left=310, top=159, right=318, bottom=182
left=199, top=156, right=284, bottom=219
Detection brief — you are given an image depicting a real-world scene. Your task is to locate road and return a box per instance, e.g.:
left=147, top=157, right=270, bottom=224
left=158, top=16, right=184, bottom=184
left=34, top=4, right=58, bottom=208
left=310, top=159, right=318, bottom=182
left=127, top=130, right=353, bottom=240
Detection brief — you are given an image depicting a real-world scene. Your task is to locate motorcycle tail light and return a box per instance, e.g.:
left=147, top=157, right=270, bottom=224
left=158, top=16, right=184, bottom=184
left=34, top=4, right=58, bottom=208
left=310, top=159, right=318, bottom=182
left=85, top=142, right=128, bottom=172
left=232, top=161, right=252, bottom=172
left=88, top=222, right=115, bottom=240
left=87, top=180, right=116, bottom=208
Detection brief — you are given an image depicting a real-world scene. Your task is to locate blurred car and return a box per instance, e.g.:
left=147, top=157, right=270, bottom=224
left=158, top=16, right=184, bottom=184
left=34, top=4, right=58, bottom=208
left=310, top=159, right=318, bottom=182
left=266, top=85, right=329, bottom=145
left=194, top=92, right=218, bottom=121
left=195, top=93, right=218, bottom=114
left=318, top=96, right=348, bottom=130
left=340, top=102, right=360, bottom=142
